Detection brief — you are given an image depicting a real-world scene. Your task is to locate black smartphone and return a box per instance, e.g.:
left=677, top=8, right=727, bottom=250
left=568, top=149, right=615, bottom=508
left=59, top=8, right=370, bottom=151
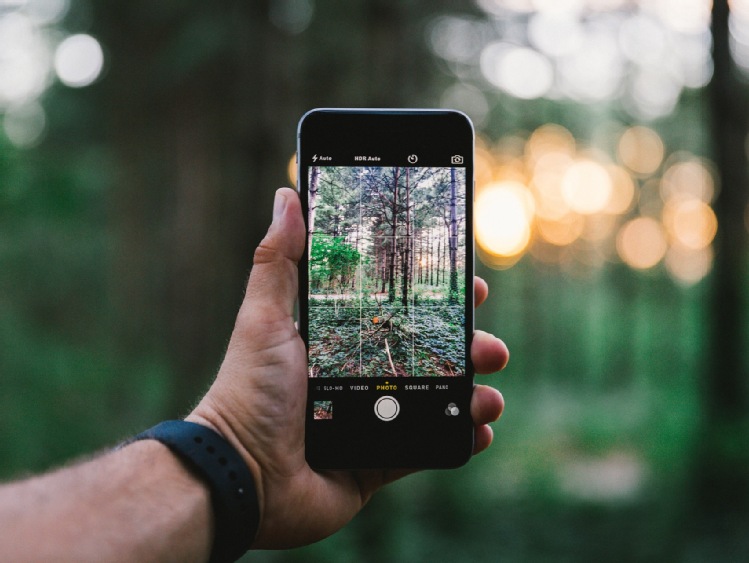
left=297, top=109, right=474, bottom=469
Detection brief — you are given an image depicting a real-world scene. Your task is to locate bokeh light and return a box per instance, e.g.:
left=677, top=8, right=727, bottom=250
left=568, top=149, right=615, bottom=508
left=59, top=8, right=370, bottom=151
left=528, top=12, right=584, bottom=58
left=665, top=244, right=713, bottom=285
left=432, top=0, right=715, bottom=121
left=0, top=13, right=51, bottom=107
left=428, top=15, right=485, bottom=65
left=476, top=181, right=534, bottom=263
left=54, top=34, right=104, bottom=88
left=481, top=42, right=554, bottom=100
left=561, top=158, right=613, bottom=215
left=537, top=213, right=584, bottom=246
left=0, top=2, right=109, bottom=148
left=526, top=123, right=576, bottom=164
left=617, top=216, right=668, bottom=270
left=582, top=213, right=618, bottom=242
left=618, top=126, right=665, bottom=176
left=662, top=197, right=718, bottom=250
left=25, top=0, right=69, bottom=25
left=3, top=100, right=46, bottom=148
left=288, top=153, right=297, bottom=187
left=603, top=165, right=636, bottom=214
left=473, top=121, right=717, bottom=285
left=660, top=156, right=715, bottom=203
left=557, top=27, right=624, bottom=103
left=531, top=152, right=574, bottom=220
left=648, top=0, right=712, bottom=34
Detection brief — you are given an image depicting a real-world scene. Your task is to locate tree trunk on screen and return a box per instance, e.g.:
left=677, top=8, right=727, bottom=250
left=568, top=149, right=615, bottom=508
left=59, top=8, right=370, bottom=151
left=388, top=167, right=400, bottom=303
left=448, top=167, right=459, bottom=304
left=401, top=167, right=411, bottom=309
left=308, top=166, right=320, bottom=255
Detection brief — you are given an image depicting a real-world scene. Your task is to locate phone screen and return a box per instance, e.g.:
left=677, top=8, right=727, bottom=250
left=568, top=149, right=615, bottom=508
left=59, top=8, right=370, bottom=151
left=298, top=109, right=474, bottom=469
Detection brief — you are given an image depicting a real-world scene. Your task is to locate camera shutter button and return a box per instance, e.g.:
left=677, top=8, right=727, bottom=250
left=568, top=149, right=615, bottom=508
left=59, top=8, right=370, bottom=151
left=374, top=396, right=400, bottom=421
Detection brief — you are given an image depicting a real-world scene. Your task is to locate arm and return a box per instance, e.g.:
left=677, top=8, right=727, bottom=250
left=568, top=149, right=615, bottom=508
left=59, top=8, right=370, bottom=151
left=0, top=441, right=212, bottom=563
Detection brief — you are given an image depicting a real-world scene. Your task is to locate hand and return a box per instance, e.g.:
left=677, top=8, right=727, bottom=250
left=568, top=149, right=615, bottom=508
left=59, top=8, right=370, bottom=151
left=188, top=187, right=510, bottom=549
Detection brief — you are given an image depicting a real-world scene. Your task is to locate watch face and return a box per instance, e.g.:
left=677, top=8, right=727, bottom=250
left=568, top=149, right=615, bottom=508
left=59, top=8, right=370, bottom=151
left=299, top=109, right=474, bottom=469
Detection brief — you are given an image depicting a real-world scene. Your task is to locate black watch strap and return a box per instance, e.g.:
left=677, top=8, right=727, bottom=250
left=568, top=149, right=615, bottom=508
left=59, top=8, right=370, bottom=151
left=127, top=420, right=260, bottom=563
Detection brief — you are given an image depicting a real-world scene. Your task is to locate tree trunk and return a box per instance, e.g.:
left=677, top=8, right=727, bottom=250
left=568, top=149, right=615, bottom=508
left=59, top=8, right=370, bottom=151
left=401, top=167, right=411, bottom=309
left=691, top=0, right=749, bottom=543
left=381, top=240, right=387, bottom=293
left=435, top=235, right=440, bottom=286
left=308, top=166, right=320, bottom=256
left=448, top=167, right=459, bottom=304
left=388, top=167, right=400, bottom=303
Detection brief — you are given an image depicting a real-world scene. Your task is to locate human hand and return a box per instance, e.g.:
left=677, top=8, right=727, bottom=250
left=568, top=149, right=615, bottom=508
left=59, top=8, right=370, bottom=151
left=188, top=187, right=509, bottom=549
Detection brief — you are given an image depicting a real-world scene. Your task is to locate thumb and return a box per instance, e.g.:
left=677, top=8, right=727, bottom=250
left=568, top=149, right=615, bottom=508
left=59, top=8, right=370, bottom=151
left=241, top=188, right=306, bottom=322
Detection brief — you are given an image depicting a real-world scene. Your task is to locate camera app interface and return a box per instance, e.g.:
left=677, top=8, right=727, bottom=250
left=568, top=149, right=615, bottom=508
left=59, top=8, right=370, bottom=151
left=307, top=165, right=466, bottom=379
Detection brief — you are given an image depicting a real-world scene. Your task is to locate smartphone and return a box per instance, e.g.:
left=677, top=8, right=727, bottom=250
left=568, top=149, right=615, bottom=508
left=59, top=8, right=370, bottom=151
left=297, top=109, right=474, bottom=469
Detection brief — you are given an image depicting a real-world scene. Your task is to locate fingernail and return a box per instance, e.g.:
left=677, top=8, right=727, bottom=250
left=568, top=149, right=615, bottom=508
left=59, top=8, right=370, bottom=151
left=273, top=190, right=287, bottom=223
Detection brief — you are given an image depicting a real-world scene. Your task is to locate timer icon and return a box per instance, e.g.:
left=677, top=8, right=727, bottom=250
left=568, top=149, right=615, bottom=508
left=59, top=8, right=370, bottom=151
left=407, top=154, right=418, bottom=164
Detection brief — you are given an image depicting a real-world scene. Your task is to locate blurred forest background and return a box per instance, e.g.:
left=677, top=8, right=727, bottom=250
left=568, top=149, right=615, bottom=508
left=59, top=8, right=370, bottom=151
left=1, top=0, right=748, bottom=561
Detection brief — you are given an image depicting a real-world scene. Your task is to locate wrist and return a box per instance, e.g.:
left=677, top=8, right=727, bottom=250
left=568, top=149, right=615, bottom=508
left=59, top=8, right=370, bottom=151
left=125, top=440, right=214, bottom=561
left=185, top=407, right=266, bottom=545
left=126, top=419, right=260, bottom=561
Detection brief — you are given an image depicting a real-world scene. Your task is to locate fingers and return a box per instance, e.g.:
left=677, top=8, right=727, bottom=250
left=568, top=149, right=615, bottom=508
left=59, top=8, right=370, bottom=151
left=471, top=384, right=504, bottom=426
left=473, top=425, right=494, bottom=454
left=242, top=188, right=306, bottom=320
left=473, top=276, right=509, bottom=373
left=474, top=276, right=488, bottom=308
left=471, top=330, right=509, bottom=374
left=471, top=281, right=508, bottom=455
left=471, top=385, right=504, bottom=455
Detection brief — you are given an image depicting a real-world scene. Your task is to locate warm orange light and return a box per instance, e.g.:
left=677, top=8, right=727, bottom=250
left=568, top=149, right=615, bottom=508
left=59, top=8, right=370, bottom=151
left=475, top=146, right=495, bottom=189
left=665, top=244, right=713, bottom=285
left=604, top=165, right=636, bottom=214
left=660, top=157, right=715, bottom=203
left=662, top=197, right=717, bottom=250
left=288, top=153, right=297, bottom=187
left=582, top=213, right=618, bottom=242
left=476, top=181, right=534, bottom=258
left=526, top=123, right=576, bottom=166
left=537, top=213, right=584, bottom=246
left=531, top=151, right=574, bottom=220
left=460, top=126, right=718, bottom=278
left=616, top=217, right=667, bottom=269
left=493, top=157, right=528, bottom=183
left=561, top=159, right=613, bottom=215
left=617, top=126, right=665, bottom=176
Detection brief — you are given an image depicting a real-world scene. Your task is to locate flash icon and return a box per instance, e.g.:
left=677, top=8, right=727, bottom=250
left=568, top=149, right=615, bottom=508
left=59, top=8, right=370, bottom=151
left=312, top=154, right=318, bottom=162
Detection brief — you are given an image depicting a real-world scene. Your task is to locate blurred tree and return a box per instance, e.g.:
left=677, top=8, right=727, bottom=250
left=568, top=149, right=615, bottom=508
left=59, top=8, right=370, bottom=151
left=692, top=0, right=749, bottom=550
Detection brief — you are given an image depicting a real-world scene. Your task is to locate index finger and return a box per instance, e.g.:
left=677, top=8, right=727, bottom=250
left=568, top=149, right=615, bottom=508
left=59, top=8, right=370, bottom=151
left=475, top=276, right=488, bottom=308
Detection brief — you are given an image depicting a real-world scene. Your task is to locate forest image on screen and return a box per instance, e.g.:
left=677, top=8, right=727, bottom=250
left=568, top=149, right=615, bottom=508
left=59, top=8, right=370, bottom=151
left=308, top=166, right=466, bottom=378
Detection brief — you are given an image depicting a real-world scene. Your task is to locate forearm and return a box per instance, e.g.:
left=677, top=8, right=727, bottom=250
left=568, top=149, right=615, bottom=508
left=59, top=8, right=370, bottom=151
left=0, top=440, right=213, bottom=563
